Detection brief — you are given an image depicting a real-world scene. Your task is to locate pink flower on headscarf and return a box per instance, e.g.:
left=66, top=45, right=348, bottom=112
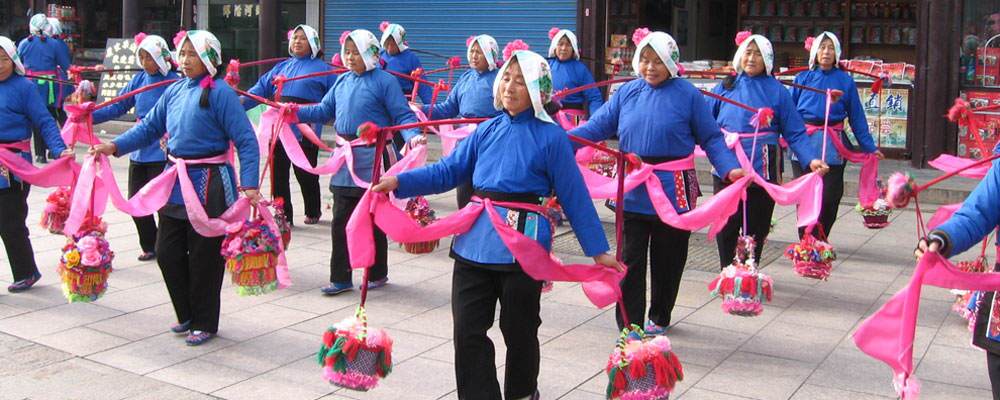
left=466, top=35, right=476, bottom=47
left=330, top=53, right=343, bottom=67
left=735, top=30, right=752, bottom=46
left=173, top=30, right=187, bottom=47
left=632, top=27, right=651, bottom=46
left=548, top=27, right=561, bottom=40
left=804, top=36, right=815, bottom=52
left=199, top=75, right=215, bottom=89
left=379, top=21, right=391, bottom=32
left=338, top=30, right=351, bottom=45
left=133, top=32, right=147, bottom=46
left=287, top=29, right=295, bottom=40
left=502, top=40, right=529, bottom=63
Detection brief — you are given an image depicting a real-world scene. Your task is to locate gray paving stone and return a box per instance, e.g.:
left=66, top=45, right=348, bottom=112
left=34, top=326, right=131, bottom=357
left=789, top=384, right=893, bottom=399
left=665, top=323, right=751, bottom=369
left=198, top=328, right=318, bottom=375
left=695, top=351, right=815, bottom=400
left=88, top=332, right=235, bottom=375
left=740, top=321, right=847, bottom=364
left=0, top=301, right=123, bottom=339
left=915, top=344, right=993, bottom=391
left=211, top=356, right=335, bottom=400
left=147, top=358, right=255, bottom=394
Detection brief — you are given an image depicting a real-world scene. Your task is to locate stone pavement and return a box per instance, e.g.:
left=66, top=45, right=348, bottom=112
left=0, top=142, right=993, bottom=400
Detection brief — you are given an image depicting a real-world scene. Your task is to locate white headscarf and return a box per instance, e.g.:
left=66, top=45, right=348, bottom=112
left=45, top=18, right=62, bottom=37
left=808, top=31, right=842, bottom=70
left=29, top=14, right=49, bottom=36
left=379, top=23, right=408, bottom=52
left=288, top=24, right=322, bottom=59
left=732, top=33, right=774, bottom=75
left=547, top=28, right=579, bottom=60
left=179, top=30, right=223, bottom=76
left=135, top=33, right=173, bottom=76
left=493, top=50, right=555, bottom=124
left=467, top=34, right=500, bottom=71
left=0, top=36, right=25, bottom=75
left=632, top=30, right=682, bottom=78
left=343, top=29, right=381, bottom=72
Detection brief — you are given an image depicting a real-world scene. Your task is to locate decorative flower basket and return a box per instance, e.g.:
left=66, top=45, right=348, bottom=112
left=318, top=307, right=393, bottom=391
left=220, top=217, right=281, bottom=296
left=856, top=198, right=893, bottom=229
left=57, top=218, right=114, bottom=303
left=952, top=256, right=989, bottom=330
left=401, top=197, right=439, bottom=254
left=41, top=187, right=72, bottom=234
left=784, top=233, right=837, bottom=280
left=708, top=235, right=773, bottom=316
left=606, top=325, right=684, bottom=400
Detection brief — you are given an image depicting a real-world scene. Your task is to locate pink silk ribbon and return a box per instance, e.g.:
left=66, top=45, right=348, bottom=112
left=575, top=146, right=749, bottom=238
left=257, top=106, right=397, bottom=187
left=0, top=141, right=79, bottom=187
left=408, top=104, right=477, bottom=156
left=805, top=123, right=881, bottom=208
left=345, top=145, right=624, bottom=308
left=61, top=102, right=102, bottom=146
left=555, top=109, right=588, bottom=131
left=853, top=252, right=1000, bottom=399
left=64, top=153, right=292, bottom=288
left=928, top=154, right=991, bottom=180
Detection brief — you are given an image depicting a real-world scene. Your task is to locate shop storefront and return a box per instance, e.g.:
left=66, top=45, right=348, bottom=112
left=957, top=0, right=1000, bottom=160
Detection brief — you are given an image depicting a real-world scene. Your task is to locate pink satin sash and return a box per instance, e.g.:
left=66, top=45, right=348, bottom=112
left=805, top=123, right=880, bottom=208
left=555, top=109, right=588, bottom=131
left=62, top=102, right=101, bottom=146
left=408, top=103, right=477, bottom=156
left=854, top=252, right=1000, bottom=399
left=0, top=141, right=79, bottom=187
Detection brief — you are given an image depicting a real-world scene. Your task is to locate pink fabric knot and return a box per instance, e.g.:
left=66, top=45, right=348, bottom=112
left=224, top=59, right=241, bottom=87
left=466, top=35, right=476, bottom=47
left=632, top=27, right=651, bottom=46
left=199, top=75, right=215, bottom=89
left=173, top=30, right=187, bottom=47
left=357, top=122, right=380, bottom=145
left=886, top=172, right=914, bottom=208
left=548, top=27, right=561, bottom=40
left=379, top=21, right=391, bottom=32
left=502, top=40, right=529, bottom=63
left=448, top=56, right=461, bottom=69
left=803, top=36, right=815, bottom=52
left=735, top=30, right=752, bottom=46
left=134, top=32, right=148, bottom=46
left=338, top=30, right=351, bottom=45
left=750, top=107, right=774, bottom=129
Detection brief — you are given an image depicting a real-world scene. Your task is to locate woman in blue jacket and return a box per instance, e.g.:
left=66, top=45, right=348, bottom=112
left=547, top=28, right=604, bottom=117
left=90, top=34, right=179, bottom=262
left=0, top=36, right=73, bottom=293
left=17, top=14, right=69, bottom=164
left=379, top=22, right=432, bottom=104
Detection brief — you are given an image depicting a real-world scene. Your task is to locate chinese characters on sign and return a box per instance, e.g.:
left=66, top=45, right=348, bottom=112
left=97, top=38, right=139, bottom=120
left=221, top=4, right=261, bottom=18
left=856, top=86, right=909, bottom=149
left=957, top=91, right=1000, bottom=160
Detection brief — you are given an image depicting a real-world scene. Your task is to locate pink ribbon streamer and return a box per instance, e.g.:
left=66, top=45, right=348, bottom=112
left=256, top=106, right=411, bottom=188
left=853, top=252, right=1000, bottom=399
left=805, top=123, right=881, bottom=208
left=555, top=109, right=588, bottom=131
left=0, top=142, right=79, bottom=187
left=64, top=154, right=292, bottom=288
left=344, top=144, right=623, bottom=308
left=408, top=104, right=477, bottom=156
left=928, top=154, right=991, bottom=180
left=575, top=147, right=749, bottom=238
left=61, top=102, right=101, bottom=146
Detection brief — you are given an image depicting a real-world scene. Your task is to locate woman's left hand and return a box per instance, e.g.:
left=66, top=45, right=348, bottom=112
left=809, top=159, right=830, bottom=176
left=873, top=150, right=885, bottom=160
left=60, top=148, right=75, bottom=159
left=409, top=135, right=428, bottom=147
left=593, top=253, right=625, bottom=273
left=243, top=188, right=262, bottom=205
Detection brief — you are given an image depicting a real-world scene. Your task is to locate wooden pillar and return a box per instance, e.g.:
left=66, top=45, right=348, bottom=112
left=911, top=0, right=962, bottom=167
left=259, top=0, right=279, bottom=59
left=121, top=0, right=141, bottom=37
left=180, top=0, right=194, bottom=30
left=578, top=0, right=607, bottom=82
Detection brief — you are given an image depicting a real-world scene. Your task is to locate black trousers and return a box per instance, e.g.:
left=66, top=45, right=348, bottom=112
left=32, top=106, right=62, bottom=158
left=791, top=161, right=846, bottom=238
left=156, top=214, right=226, bottom=333
left=330, top=191, right=387, bottom=283
left=989, top=352, right=1000, bottom=400
left=714, top=178, right=776, bottom=269
left=452, top=260, right=542, bottom=400
left=128, top=161, right=165, bottom=253
left=0, top=182, right=37, bottom=281
left=616, top=213, right=691, bottom=329
left=456, top=181, right=474, bottom=209
left=271, top=139, right=321, bottom=222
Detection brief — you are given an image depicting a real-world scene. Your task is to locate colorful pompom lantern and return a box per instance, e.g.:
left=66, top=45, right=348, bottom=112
left=58, top=219, right=114, bottom=303
left=952, top=256, right=989, bottom=330
left=708, top=235, right=773, bottom=316
left=220, top=217, right=281, bottom=296
left=588, top=150, right=617, bottom=178
left=606, top=325, right=684, bottom=400
left=271, top=198, right=292, bottom=249
left=41, top=187, right=72, bottom=234
left=400, top=196, right=439, bottom=254
left=318, top=307, right=393, bottom=391
left=784, top=233, right=837, bottom=280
